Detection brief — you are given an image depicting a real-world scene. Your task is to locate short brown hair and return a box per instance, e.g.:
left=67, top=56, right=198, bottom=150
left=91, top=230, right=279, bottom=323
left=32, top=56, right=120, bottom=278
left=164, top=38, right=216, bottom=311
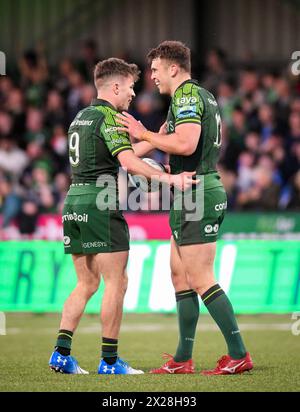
left=94, top=58, right=140, bottom=87
left=147, top=41, right=191, bottom=73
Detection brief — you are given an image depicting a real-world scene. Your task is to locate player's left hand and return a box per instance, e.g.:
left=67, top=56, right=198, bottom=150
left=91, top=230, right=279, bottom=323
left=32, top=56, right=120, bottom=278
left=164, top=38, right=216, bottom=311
left=116, top=112, right=146, bottom=140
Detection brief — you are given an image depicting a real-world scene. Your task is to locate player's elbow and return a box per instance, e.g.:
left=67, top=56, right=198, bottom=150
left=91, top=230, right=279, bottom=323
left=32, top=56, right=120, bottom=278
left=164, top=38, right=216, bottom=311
left=181, top=142, right=197, bottom=156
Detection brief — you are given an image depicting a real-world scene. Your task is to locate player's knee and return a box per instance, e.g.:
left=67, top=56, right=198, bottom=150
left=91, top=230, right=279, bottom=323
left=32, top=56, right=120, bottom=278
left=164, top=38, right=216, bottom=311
left=188, top=279, right=215, bottom=296
left=78, top=278, right=100, bottom=297
left=171, top=271, right=187, bottom=290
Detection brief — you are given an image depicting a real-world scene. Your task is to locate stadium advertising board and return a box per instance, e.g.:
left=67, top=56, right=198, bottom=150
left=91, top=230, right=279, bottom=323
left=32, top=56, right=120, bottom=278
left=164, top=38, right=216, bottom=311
left=0, top=240, right=299, bottom=314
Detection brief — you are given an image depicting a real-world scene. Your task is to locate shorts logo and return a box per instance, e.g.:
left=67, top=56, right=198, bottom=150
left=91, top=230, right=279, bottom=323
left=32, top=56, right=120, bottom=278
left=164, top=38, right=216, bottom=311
left=173, top=230, right=178, bottom=239
left=204, top=224, right=219, bottom=235
left=213, top=224, right=219, bottom=233
left=82, top=241, right=108, bottom=248
left=215, top=201, right=227, bottom=211
left=64, top=236, right=71, bottom=246
left=204, top=225, right=213, bottom=234
left=62, top=212, right=88, bottom=223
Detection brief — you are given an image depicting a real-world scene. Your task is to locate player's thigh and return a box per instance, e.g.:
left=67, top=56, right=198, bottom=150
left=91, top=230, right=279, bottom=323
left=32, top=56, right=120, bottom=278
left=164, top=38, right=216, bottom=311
left=179, top=242, right=217, bottom=290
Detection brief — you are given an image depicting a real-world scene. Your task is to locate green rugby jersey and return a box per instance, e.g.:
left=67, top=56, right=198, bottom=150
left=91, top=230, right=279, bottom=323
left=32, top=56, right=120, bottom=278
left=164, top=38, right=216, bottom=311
left=167, top=80, right=222, bottom=180
left=68, top=98, right=132, bottom=184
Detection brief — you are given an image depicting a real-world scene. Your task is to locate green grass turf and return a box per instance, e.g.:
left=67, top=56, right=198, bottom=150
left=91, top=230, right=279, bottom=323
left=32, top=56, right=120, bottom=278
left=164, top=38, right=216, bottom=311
left=0, top=313, right=299, bottom=392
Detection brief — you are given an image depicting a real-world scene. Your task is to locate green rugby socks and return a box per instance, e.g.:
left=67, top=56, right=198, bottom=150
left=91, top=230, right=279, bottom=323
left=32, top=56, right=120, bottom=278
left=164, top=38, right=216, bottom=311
left=201, top=284, right=247, bottom=359
left=102, top=337, right=118, bottom=365
left=174, top=289, right=199, bottom=362
left=55, top=329, right=73, bottom=356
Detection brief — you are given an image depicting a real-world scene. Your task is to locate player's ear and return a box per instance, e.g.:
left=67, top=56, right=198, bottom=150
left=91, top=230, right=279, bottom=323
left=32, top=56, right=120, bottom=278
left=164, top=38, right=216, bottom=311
left=169, top=64, right=179, bottom=78
left=113, top=82, right=119, bottom=95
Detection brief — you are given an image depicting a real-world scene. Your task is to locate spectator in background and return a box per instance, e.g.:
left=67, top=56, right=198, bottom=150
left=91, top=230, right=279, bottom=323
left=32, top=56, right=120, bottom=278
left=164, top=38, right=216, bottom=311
left=258, top=104, right=276, bottom=143
left=202, top=48, right=229, bottom=96
left=221, top=107, right=247, bottom=171
left=54, top=58, right=75, bottom=99
left=19, top=49, right=48, bottom=107
left=287, top=170, right=300, bottom=209
left=217, top=81, right=238, bottom=125
left=236, top=166, right=280, bottom=210
left=0, top=172, right=21, bottom=229
left=236, top=151, right=256, bottom=193
left=0, top=137, right=28, bottom=179
left=24, top=107, right=49, bottom=145
left=50, top=124, right=69, bottom=172
left=6, top=88, right=26, bottom=145
left=77, top=39, right=100, bottom=81
left=0, top=110, right=13, bottom=137
left=53, top=172, right=70, bottom=215
left=45, top=90, right=67, bottom=129
left=66, top=71, right=85, bottom=122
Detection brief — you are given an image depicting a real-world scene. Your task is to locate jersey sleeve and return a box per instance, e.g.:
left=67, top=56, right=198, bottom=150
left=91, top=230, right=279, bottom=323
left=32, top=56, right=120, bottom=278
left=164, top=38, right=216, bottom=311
left=99, top=108, right=133, bottom=157
left=172, top=83, right=204, bottom=127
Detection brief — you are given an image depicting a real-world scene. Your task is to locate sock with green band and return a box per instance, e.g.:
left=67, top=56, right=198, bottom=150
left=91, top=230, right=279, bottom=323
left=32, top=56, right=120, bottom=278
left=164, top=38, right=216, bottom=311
left=174, top=289, right=199, bottom=362
left=102, top=337, right=118, bottom=365
left=55, top=329, right=73, bottom=356
left=201, top=284, right=247, bottom=359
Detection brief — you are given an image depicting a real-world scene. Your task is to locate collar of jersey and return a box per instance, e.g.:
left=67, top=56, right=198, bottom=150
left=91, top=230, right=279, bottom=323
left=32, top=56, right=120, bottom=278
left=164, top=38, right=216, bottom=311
left=90, top=98, right=116, bottom=111
left=173, top=78, right=199, bottom=95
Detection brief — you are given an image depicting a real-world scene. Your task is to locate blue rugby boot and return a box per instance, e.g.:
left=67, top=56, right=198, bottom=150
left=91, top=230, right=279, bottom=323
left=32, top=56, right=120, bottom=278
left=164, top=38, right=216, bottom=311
left=49, top=350, right=88, bottom=374
left=98, top=357, right=144, bottom=375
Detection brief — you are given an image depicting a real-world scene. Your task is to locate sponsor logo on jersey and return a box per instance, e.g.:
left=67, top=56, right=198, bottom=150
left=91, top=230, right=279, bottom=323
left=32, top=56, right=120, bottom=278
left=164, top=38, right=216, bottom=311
left=82, top=241, right=108, bottom=248
left=177, top=105, right=197, bottom=114
left=70, top=119, right=94, bottom=126
left=176, top=96, right=198, bottom=105
left=177, top=112, right=198, bottom=119
left=111, top=138, right=129, bottom=146
left=215, top=201, right=227, bottom=211
left=208, top=97, right=217, bottom=106
left=105, top=126, right=119, bottom=133
left=62, top=212, right=89, bottom=223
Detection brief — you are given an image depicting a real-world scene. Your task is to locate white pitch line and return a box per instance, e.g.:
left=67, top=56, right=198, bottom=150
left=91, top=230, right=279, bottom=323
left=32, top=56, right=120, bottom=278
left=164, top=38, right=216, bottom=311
left=5, top=323, right=292, bottom=334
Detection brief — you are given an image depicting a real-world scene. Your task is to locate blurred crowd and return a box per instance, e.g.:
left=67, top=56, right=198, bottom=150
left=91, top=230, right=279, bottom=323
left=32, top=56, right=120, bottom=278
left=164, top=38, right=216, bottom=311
left=0, top=41, right=300, bottom=233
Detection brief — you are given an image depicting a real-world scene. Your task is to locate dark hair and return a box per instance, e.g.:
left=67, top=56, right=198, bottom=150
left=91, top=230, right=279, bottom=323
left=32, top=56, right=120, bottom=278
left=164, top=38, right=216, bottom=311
left=94, top=58, right=140, bottom=86
left=147, top=41, right=191, bottom=73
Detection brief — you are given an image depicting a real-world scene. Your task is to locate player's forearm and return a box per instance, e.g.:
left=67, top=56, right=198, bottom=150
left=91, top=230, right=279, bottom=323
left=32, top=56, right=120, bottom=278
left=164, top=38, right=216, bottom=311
left=132, top=141, right=154, bottom=157
left=140, top=131, right=190, bottom=155
left=118, top=150, right=168, bottom=183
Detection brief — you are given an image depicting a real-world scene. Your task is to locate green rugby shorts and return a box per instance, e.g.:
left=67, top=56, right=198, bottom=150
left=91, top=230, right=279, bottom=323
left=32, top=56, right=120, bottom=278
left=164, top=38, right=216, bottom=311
left=62, top=185, right=129, bottom=254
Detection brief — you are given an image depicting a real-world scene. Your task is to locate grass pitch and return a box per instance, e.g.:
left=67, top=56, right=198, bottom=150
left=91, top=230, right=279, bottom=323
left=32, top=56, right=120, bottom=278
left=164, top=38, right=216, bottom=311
left=0, top=313, right=299, bottom=392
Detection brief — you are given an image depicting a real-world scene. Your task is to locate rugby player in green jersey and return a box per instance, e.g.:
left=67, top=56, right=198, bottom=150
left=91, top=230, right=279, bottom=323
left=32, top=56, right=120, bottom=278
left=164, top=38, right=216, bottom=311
left=117, top=41, right=253, bottom=375
left=49, top=57, right=196, bottom=375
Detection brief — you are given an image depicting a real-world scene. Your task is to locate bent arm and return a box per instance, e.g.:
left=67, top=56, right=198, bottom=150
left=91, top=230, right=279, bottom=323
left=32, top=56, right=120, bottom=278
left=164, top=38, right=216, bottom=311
left=141, top=123, right=201, bottom=156
left=117, top=150, right=168, bottom=182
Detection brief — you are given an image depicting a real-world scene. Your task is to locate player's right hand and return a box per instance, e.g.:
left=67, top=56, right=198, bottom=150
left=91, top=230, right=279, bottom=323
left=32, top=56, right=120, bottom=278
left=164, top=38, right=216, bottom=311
left=170, top=171, right=199, bottom=191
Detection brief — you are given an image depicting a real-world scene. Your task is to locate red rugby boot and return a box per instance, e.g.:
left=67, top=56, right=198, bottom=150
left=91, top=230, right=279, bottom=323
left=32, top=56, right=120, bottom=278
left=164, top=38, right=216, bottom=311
left=201, top=352, right=253, bottom=376
left=150, top=353, right=195, bottom=374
